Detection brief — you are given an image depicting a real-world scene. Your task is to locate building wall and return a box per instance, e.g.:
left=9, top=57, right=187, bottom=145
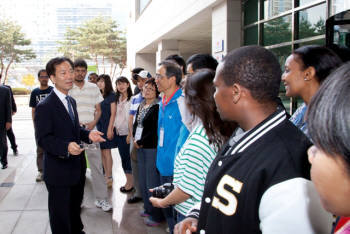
left=127, top=0, right=224, bottom=70
left=212, top=0, right=241, bottom=61
left=135, top=53, right=157, bottom=75
left=127, top=0, right=244, bottom=71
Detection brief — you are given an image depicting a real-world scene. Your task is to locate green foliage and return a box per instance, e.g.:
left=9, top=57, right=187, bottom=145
left=262, top=16, right=326, bottom=47
left=58, top=16, right=127, bottom=77
left=264, top=17, right=292, bottom=46
left=0, top=19, right=36, bottom=84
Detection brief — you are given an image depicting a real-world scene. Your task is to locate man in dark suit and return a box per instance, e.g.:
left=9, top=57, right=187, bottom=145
left=35, top=57, right=105, bottom=234
left=0, top=83, right=12, bottom=169
left=0, top=74, right=17, bottom=156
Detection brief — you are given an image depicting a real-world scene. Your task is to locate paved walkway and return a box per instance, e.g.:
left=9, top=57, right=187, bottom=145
left=0, top=96, right=167, bottom=234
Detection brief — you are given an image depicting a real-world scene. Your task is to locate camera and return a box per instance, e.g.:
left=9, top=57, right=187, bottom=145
left=152, top=183, right=174, bottom=198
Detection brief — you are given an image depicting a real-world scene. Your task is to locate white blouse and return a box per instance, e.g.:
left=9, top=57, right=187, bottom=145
left=114, top=96, right=131, bottom=136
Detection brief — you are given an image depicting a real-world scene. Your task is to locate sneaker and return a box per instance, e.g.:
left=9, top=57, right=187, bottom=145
left=139, top=210, right=150, bottom=217
left=144, top=217, right=161, bottom=227
left=36, top=172, right=43, bottom=182
left=95, top=199, right=113, bottom=212
left=101, top=200, right=113, bottom=212
left=95, top=199, right=104, bottom=208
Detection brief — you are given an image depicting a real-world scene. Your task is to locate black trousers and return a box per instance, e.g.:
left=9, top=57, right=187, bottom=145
left=45, top=175, right=86, bottom=234
left=0, top=128, right=8, bottom=166
left=6, top=127, right=17, bottom=151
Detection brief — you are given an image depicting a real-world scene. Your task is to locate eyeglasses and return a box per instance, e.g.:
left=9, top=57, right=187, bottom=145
left=39, top=76, right=49, bottom=78
left=155, top=74, right=165, bottom=80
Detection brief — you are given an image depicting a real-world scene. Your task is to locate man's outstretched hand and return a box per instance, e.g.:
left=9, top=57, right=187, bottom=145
left=89, top=130, right=106, bottom=143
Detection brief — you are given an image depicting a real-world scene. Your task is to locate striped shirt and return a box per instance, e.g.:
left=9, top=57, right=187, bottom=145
left=173, top=123, right=217, bottom=216
left=129, top=93, right=144, bottom=116
left=69, top=82, right=103, bottom=124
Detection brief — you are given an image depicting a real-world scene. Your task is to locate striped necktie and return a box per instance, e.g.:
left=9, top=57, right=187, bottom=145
left=65, top=96, right=75, bottom=123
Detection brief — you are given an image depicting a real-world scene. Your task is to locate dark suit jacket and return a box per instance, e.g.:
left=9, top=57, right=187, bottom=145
left=35, top=91, right=90, bottom=186
left=0, top=86, right=12, bottom=127
left=4, top=85, right=16, bottom=113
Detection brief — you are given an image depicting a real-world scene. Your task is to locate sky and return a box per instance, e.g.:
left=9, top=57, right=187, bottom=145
left=0, top=0, right=130, bottom=85
left=0, top=0, right=129, bottom=40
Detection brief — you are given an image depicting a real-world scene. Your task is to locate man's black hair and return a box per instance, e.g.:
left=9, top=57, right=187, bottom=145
left=89, top=72, right=98, bottom=77
left=186, top=54, right=218, bottom=72
left=46, top=57, right=74, bottom=77
left=37, top=69, right=47, bottom=78
left=165, top=54, right=186, bottom=75
left=158, top=60, right=182, bottom=86
left=73, top=59, right=87, bottom=69
left=221, top=46, right=281, bottom=103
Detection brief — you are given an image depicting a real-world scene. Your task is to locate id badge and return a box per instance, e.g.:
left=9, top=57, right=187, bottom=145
left=159, top=127, right=164, bottom=147
left=135, top=127, right=143, bottom=141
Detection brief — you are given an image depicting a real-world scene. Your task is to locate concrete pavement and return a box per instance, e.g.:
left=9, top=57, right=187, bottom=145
left=0, top=96, right=167, bottom=234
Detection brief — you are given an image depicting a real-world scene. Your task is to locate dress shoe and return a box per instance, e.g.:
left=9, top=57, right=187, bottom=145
left=2, top=164, right=8, bottom=169
left=36, top=172, right=43, bottom=182
left=127, top=196, right=142, bottom=204
left=120, top=186, right=135, bottom=193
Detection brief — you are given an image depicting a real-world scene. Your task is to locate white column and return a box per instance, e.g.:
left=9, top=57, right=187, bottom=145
left=156, top=40, right=180, bottom=66
left=211, top=0, right=242, bottom=61
left=135, top=53, right=157, bottom=76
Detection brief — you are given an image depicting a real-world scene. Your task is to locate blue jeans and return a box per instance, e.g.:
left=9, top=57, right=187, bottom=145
left=176, top=211, right=186, bottom=223
left=137, top=148, right=163, bottom=222
left=160, top=175, right=175, bottom=234
left=115, top=135, right=132, bottom=173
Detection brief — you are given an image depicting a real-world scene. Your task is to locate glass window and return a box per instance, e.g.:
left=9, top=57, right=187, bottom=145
left=297, top=4, right=326, bottom=39
left=263, top=15, right=292, bottom=46
left=244, top=26, right=259, bottom=45
left=139, top=0, right=151, bottom=14
left=263, top=0, right=293, bottom=19
left=269, top=45, right=292, bottom=113
left=269, top=45, right=292, bottom=68
left=296, top=38, right=326, bottom=47
left=299, top=0, right=322, bottom=6
left=244, top=0, right=259, bottom=25
left=332, top=0, right=350, bottom=15
left=333, top=24, right=350, bottom=48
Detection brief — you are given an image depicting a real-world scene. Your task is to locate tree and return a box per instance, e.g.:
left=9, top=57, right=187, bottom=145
left=0, top=19, right=36, bottom=84
left=58, top=16, right=126, bottom=78
left=314, top=18, right=326, bottom=35
left=263, top=17, right=291, bottom=46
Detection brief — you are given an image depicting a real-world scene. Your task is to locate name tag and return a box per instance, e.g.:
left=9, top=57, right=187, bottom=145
left=135, top=127, right=143, bottom=141
left=159, top=127, right=164, bottom=147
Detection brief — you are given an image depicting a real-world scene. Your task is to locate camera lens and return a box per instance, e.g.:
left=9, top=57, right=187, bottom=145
left=152, top=183, right=174, bottom=198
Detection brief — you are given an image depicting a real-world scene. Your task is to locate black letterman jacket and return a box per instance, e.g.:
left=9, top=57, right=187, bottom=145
left=188, top=108, right=333, bottom=234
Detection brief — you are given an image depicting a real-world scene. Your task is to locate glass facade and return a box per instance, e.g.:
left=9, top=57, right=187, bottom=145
left=243, top=0, right=328, bottom=113
left=139, top=0, right=151, bottom=14
left=332, top=0, right=350, bottom=15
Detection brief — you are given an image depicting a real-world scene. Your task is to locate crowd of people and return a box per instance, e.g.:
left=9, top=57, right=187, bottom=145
left=1, top=44, right=350, bottom=234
